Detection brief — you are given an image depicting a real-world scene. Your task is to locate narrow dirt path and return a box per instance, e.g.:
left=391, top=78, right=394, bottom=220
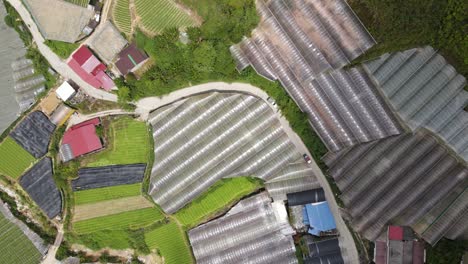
left=128, top=0, right=138, bottom=37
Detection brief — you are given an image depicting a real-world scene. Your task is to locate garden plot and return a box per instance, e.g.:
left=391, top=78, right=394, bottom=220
left=19, top=157, right=62, bottom=218
left=145, top=221, right=193, bottom=264
left=174, top=177, right=261, bottom=228
left=112, top=0, right=132, bottom=35
left=10, top=111, right=55, bottom=158
left=72, top=164, right=146, bottom=191
left=74, top=196, right=153, bottom=221
left=0, top=137, right=35, bottom=179
left=83, top=117, right=151, bottom=167
left=135, top=0, right=196, bottom=34
left=74, top=183, right=142, bottom=205
left=73, top=207, right=164, bottom=234
left=0, top=209, right=42, bottom=264
left=64, top=0, right=89, bottom=7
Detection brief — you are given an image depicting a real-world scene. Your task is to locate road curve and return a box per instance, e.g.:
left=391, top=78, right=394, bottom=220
left=6, top=0, right=118, bottom=102
left=136, top=81, right=360, bottom=263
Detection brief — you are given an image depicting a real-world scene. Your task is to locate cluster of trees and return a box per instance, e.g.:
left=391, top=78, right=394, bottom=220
left=115, top=0, right=328, bottom=161
left=349, top=0, right=467, bottom=76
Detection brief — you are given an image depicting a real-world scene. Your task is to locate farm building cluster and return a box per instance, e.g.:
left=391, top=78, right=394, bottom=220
left=67, top=21, right=149, bottom=90
left=231, top=0, right=467, bottom=255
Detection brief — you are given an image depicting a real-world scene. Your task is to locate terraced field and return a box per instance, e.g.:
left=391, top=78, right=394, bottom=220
left=64, top=0, right=89, bottom=7
left=112, top=0, right=132, bottom=35
left=145, top=221, right=193, bottom=264
left=174, top=177, right=261, bottom=228
left=74, top=183, right=142, bottom=205
left=0, top=211, right=42, bottom=264
left=83, top=117, right=151, bottom=167
left=135, top=0, right=196, bottom=34
left=0, top=137, right=35, bottom=179
left=74, top=207, right=164, bottom=234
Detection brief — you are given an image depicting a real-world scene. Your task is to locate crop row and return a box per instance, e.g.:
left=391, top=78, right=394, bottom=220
left=74, top=207, right=164, bottom=234
left=145, top=221, right=193, bottom=264
left=135, top=0, right=195, bottom=33
left=0, top=215, right=41, bottom=264
left=0, top=137, right=35, bottom=179
left=64, top=0, right=89, bottom=7
left=113, top=0, right=132, bottom=34
left=74, top=183, right=142, bottom=205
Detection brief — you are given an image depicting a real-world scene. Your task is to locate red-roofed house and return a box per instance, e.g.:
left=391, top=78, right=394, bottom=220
left=60, top=118, right=103, bottom=161
left=67, top=45, right=115, bottom=91
left=374, top=226, right=425, bottom=264
left=388, top=226, right=404, bottom=241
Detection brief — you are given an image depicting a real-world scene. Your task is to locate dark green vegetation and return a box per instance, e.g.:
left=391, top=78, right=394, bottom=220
left=3, top=0, right=56, bottom=89
left=174, top=177, right=262, bottom=228
left=117, top=0, right=328, bottom=162
left=45, top=40, right=79, bottom=59
left=350, top=0, right=467, bottom=76
left=426, top=238, right=467, bottom=264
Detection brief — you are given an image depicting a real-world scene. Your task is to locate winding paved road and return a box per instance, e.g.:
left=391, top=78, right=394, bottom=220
left=6, top=0, right=118, bottom=102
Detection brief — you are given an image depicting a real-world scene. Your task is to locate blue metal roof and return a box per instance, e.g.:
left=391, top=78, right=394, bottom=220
left=303, top=201, right=336, bottom=235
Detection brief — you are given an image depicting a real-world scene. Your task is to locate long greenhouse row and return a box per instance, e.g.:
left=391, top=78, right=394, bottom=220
left=148, top=92, right=319, bottom=214
left=230, top=0, right=406, bottom=152
left=231, top=0, right=467, bottom=249
left=188, top=193, right=298, bottom=264
left=323, top=130, right=467, bottom=244
left=363, top=46, right=468, bottom=161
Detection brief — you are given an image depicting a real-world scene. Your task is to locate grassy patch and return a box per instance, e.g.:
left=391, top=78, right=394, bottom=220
left=74, top=183, right=142, bottom=205
left=174, top=177, right=262, bottom=228
left=145, top=221, right=193, bottom=264
left=0, top=137, right=35, bottom=179
left=135, top=0, right=196, bottom=34
left=74, top=230, right=132, bottom=250
left=44, top=40, right=79, bottom=59
left=73, top=207, right=164, bottom=234
left=83, top=117, right=151, bottom=167
left=0, top=211, right=42, bottom=264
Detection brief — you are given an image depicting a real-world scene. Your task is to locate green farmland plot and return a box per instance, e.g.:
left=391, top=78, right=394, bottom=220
left=74, top=207, right=164, bottom=234
left=84, top=117, right=151, bottom=167
left=0, top=212, right=42, bottom=264
left=64, top=0, right=89, bottom=7
left=74, top=230, right=132, bottom=250
left=135, top=0, right=196, bottom=34
left=113, top=0, right=132, bottom=35
left=74, top=183, right=142, bottom=205
left=174, top=177, right=262, bottom=228
left=0, top=137, right=35, bottom=179
left=145, top=221, right=193, bottom=264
